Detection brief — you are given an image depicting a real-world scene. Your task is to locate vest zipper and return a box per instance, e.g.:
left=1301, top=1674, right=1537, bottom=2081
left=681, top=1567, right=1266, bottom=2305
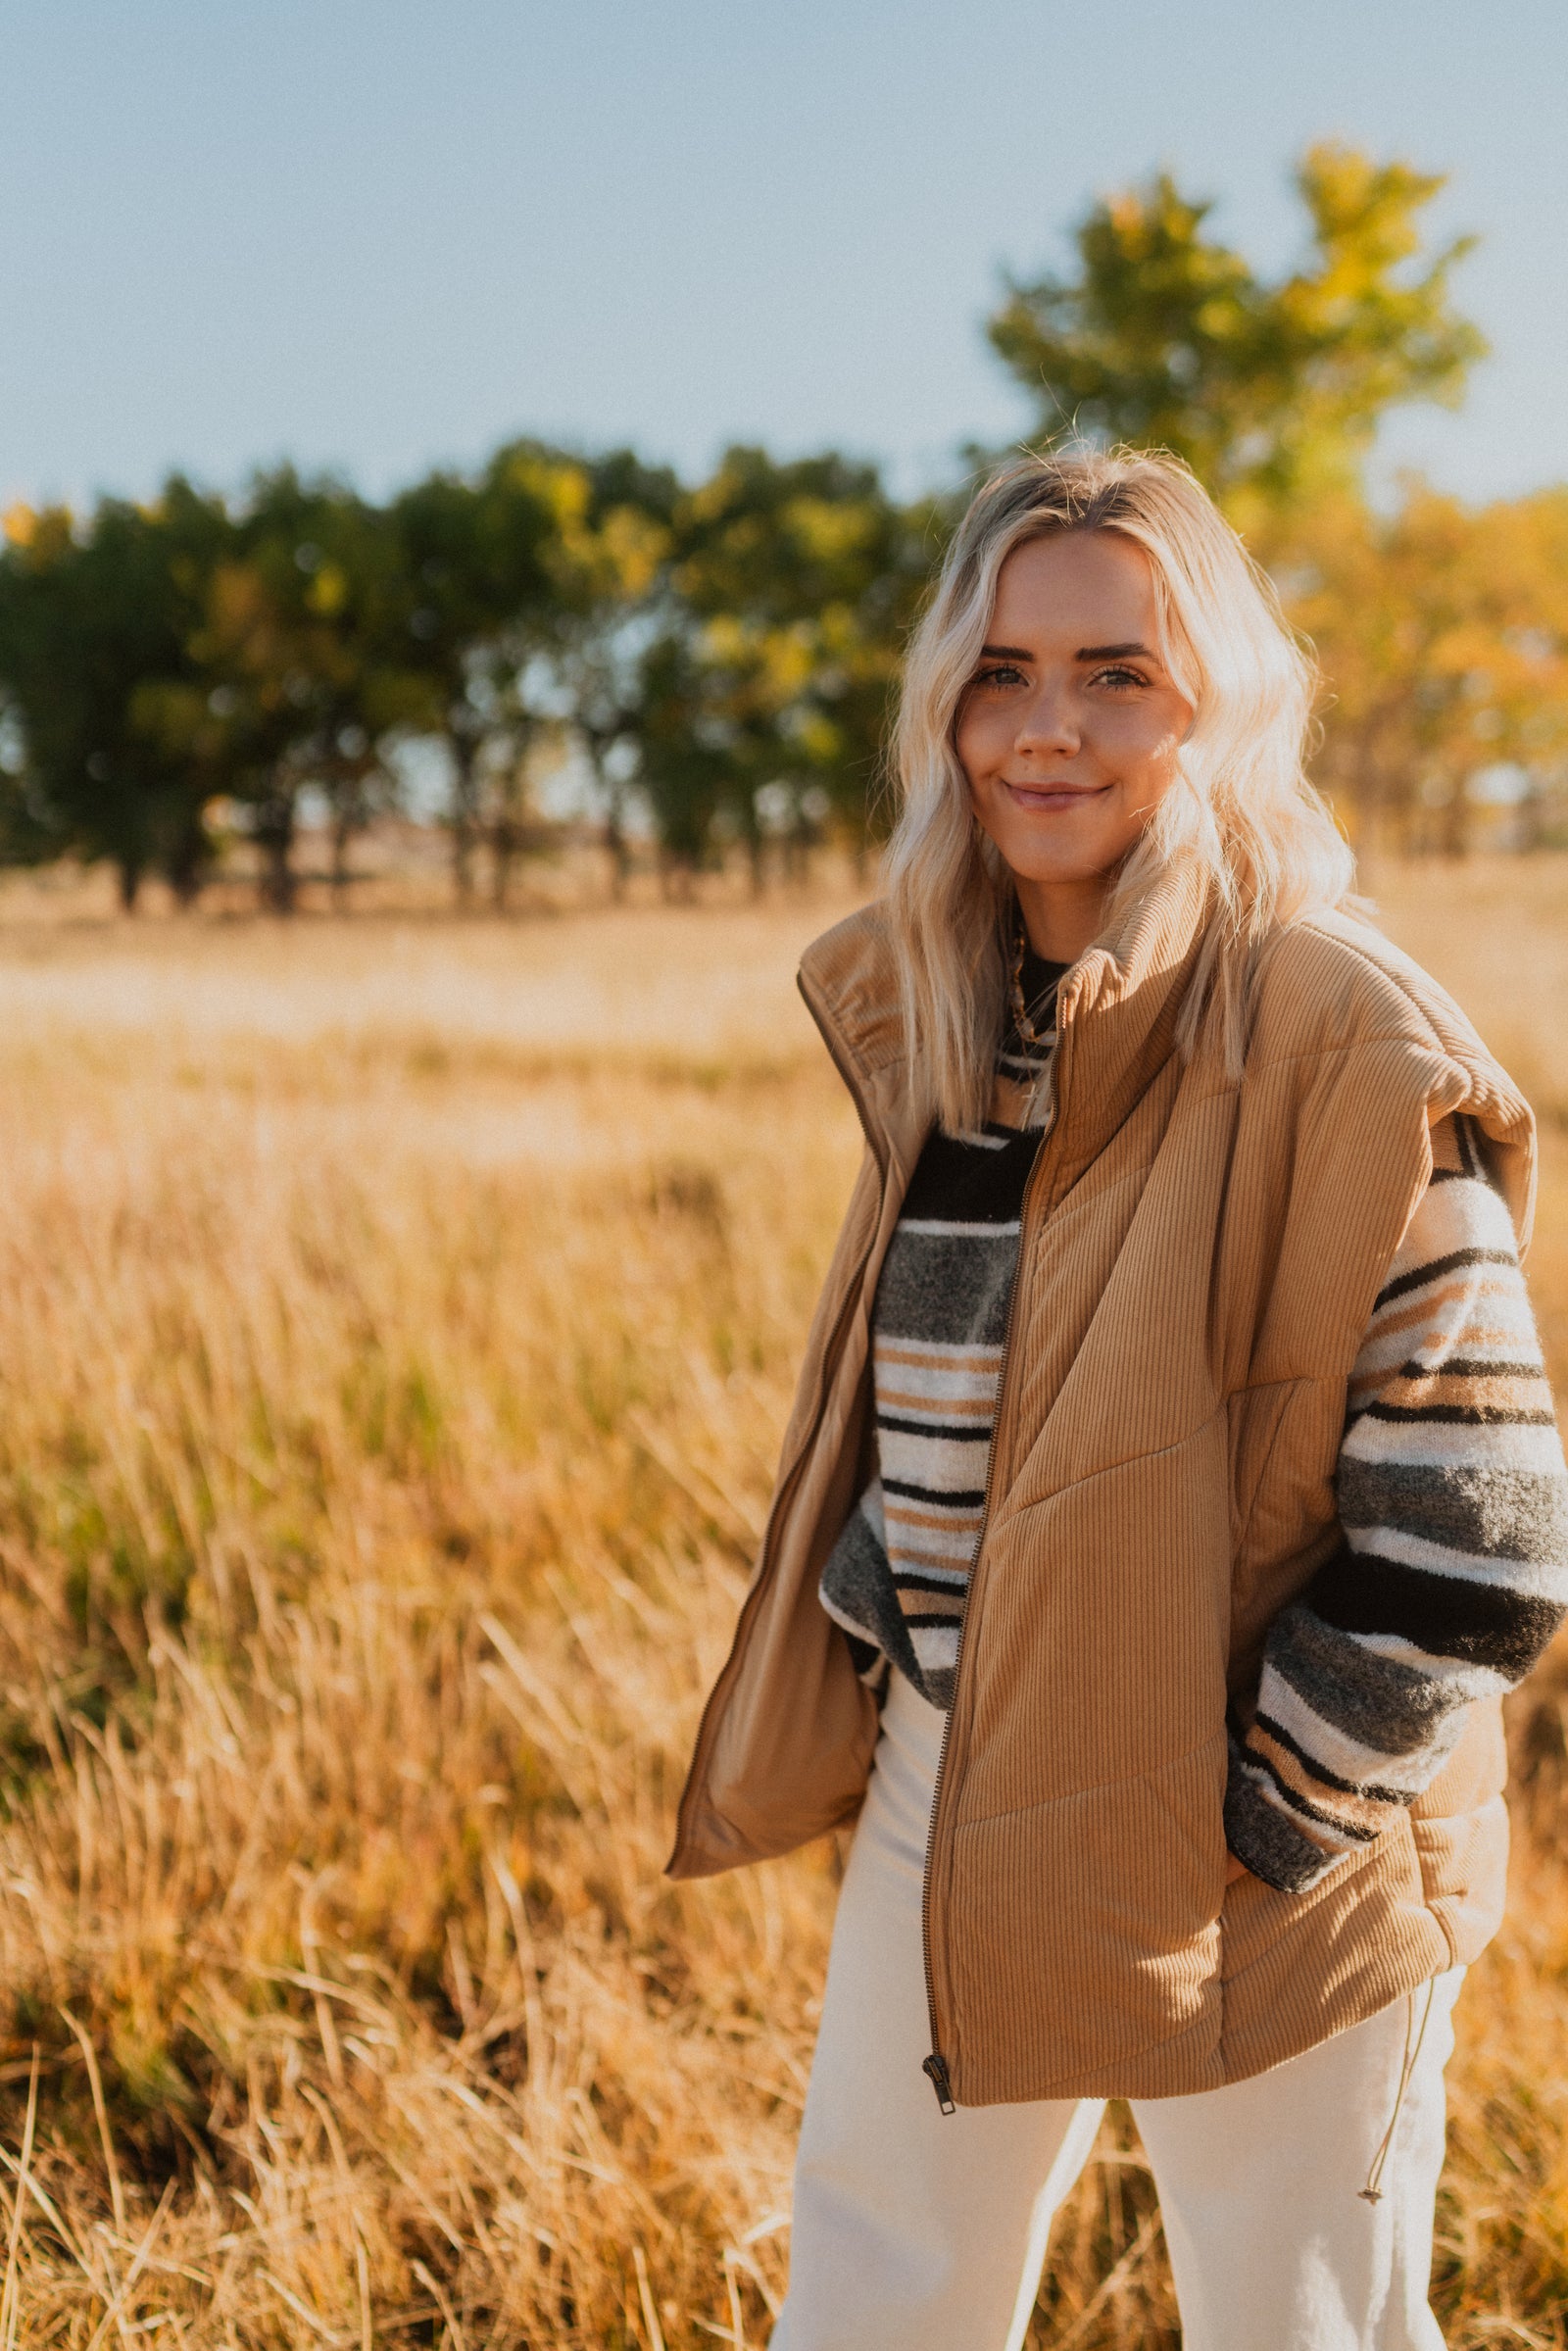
left=921, top=2052, right=956, bottom=2115
left=918, top=1054, right=1066, bottom=2111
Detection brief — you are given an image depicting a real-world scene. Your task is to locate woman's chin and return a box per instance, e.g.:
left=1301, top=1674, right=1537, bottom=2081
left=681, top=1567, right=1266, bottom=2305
left=993, top=835, right=1130, bottom=891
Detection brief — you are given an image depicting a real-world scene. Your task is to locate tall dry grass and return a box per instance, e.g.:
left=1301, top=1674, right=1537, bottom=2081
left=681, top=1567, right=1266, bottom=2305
left=0, top=866, right=1557, bottom=2345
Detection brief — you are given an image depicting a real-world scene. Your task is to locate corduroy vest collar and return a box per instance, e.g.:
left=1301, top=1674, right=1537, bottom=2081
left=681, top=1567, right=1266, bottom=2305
left=797, top=860, right=1215, bottom=1184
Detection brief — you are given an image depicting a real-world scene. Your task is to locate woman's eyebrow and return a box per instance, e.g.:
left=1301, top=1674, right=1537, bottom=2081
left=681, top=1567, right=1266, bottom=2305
left=976, top=638, right=1155, bottom=661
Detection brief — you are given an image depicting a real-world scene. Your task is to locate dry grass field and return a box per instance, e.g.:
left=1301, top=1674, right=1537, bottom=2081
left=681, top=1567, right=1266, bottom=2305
left=0, top=858, right=1560, bottom=2347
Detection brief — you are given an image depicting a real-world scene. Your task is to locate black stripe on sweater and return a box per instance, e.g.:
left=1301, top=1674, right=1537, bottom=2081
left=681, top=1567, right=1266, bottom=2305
left=1302, top=1545, right=1564, bottom=1677
left=875, top=1414, right=992, bottom=1445
left=899, top=1128, right=1042, bottom=1223
left=1358, top=1400, right=1558, bottom=1428
left=1237, top=1725, right=1388, bottom=1835
left=1375, top=1246, right=1517, bottom=1310
left=880, top=1476, right=987, bottom=1505
left=1455, top=1114, right=1491, bottom=1183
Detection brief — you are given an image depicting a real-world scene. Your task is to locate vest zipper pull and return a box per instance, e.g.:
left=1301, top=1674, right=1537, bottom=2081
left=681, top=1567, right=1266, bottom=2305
left=922, top=2052, right=956, bottom=2115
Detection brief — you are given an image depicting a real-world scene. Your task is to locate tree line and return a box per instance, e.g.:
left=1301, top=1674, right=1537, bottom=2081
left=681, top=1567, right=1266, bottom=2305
left=3, top=142, right=1566, bottom=911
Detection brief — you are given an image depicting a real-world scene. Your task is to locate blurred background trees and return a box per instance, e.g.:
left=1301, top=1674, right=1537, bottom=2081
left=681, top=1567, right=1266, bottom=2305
left=0, top=481, right=229, bottom=906
left=987, top=142, right=1483, bottom=534
left=1, top=138, right=1563, bottom=910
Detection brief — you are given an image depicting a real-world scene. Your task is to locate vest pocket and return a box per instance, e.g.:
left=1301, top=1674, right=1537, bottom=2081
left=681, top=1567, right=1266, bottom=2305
left=943, top=1729, right=1228, bottom=2096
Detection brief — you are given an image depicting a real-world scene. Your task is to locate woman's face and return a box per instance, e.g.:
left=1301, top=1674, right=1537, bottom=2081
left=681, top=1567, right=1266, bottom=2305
left=955, top=530, right=1196, bottom=905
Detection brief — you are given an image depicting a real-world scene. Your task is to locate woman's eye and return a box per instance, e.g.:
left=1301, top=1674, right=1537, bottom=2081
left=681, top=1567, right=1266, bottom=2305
left=974, top=663, right=1025, bottom=690
left=1094, top=664, right=1148, bottom=692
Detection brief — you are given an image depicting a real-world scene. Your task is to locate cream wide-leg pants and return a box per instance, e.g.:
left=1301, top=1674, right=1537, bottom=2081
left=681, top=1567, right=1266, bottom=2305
left=772, top=1671, right=1463, bottom=2351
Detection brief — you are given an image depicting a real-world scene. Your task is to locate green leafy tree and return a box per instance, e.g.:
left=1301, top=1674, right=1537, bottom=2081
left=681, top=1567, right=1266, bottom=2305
left=0, top=483, right=229, bottom=906
left=988, top=144, right=1484, bottom=532
left=158, top=470, right=429, bottom=909
left=390, top=444, right=562, bottom=904
left=632, top=630, right=733, bottom=891
left=662, top=448, right=931, bottom=882
left=534, top=449, right=679, bottom=897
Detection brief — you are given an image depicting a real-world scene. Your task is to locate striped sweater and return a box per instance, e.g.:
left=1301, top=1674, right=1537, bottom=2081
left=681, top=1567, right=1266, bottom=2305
left=819, top=995, right=1568, bottom=1894
left=817, top=952, right=1062, bottom=1708
left=1225, top=1110, right=1568, bottom=1890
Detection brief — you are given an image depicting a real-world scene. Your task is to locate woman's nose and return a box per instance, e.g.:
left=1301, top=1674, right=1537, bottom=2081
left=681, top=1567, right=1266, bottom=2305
left=1014, top=687, right=1079, bottom=758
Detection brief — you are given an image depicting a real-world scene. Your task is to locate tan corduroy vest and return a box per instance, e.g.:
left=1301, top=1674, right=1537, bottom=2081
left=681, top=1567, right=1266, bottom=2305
left=668, top=867, right=1536, bottom=2104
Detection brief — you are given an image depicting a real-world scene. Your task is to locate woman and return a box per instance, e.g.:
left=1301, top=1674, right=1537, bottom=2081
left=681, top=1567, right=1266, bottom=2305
left=668, top=450, right=1568, bottom=2350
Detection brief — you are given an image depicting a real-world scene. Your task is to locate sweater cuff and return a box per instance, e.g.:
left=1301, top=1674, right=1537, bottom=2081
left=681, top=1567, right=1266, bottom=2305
left=1224, top=1735, right=1349, bottom=1894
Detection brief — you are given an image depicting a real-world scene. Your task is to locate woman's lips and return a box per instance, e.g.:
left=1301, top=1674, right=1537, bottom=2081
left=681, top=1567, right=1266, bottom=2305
left=1003, top=779, right=1108, bottom=809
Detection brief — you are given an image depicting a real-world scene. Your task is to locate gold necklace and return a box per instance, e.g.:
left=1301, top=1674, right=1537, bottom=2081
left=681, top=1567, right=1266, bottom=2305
left=1009, top=921, right=1056, bottom=1053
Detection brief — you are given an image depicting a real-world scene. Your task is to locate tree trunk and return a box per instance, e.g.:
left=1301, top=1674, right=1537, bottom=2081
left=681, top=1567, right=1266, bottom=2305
left=491, top=817, right=516, bottom=912
left=116, top=857, right=143, bottom=913
left=263, top=833, right=296, bottom=913
left=586, top=741, right=633, bottom=903
left=254, top=787, right=298, bottom=914
left=605, top=807, right=626, bottom=901
left=784, top=806, right=814, bottom=890
left=164, top=809, right=210, bottom=907
left=450, top=738, right=479, bottom=907
left=1440, top=777, right=1471, bottom=859
left=330, top=812, right=354, bottom=909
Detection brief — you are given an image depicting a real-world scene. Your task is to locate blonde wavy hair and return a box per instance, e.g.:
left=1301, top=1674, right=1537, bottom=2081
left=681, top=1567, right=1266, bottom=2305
left=884, top=447, right=1354, bottom=1132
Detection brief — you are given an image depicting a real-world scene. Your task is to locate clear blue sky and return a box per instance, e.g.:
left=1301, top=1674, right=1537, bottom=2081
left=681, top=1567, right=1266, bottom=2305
left=4, top=0, right=1565, bottom=514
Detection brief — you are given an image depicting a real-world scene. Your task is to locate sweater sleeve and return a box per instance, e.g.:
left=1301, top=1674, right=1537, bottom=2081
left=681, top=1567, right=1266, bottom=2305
left=1225, top=1112, right=1568, bottom=1894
